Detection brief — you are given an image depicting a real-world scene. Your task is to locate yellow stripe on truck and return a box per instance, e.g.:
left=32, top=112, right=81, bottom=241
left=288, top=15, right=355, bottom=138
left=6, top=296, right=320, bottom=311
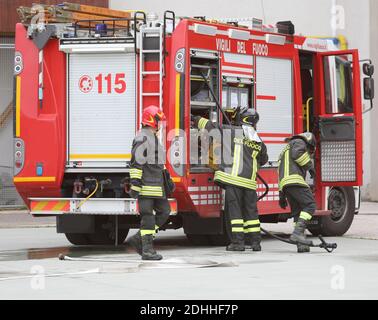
left=175, top=73, right=180, bottom=136
left=53, top=201, right=69, bottom=211
left=14, top=176, right=56, bottom=183
left=15, top=76, right=21, bottom=137
left=33, top=201, right=49, bottom=211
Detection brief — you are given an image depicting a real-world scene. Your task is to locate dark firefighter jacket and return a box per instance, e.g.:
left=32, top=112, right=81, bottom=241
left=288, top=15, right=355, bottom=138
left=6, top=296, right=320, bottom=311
left=194, top=117, right=268, bottom=190
left=130, top=128, right=174, bottom=198
left=278, top=137, right=314, bottom=191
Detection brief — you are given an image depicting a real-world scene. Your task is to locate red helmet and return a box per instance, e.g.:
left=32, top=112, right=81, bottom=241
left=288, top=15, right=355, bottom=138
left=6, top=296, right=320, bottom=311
left=141, top=105, right=166, bottom=129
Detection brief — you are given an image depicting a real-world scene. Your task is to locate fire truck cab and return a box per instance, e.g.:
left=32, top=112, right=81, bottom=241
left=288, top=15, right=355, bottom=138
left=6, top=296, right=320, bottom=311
left=13, top=11, right=374, bottom=245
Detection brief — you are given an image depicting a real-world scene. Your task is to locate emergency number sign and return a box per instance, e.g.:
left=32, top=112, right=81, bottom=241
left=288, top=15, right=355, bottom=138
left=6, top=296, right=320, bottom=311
left=78, top=73, right=127, bottom=94
left=68, top=52, right=136, bottom=166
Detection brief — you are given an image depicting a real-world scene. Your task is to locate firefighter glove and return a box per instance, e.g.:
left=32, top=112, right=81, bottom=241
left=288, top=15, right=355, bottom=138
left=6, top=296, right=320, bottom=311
left=164, top=169, right=176, bottom=194
left=309, top=168, right=315, bottom=179
left=190, top=114, right=196, bottom=127
left=129, top=188, right=140, bottom=199
left=279, top=191, right=288, bottom=209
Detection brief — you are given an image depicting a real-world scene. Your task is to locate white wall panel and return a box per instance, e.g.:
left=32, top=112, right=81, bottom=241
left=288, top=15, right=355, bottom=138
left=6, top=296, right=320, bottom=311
left=256, top=57, right=293, bottom=162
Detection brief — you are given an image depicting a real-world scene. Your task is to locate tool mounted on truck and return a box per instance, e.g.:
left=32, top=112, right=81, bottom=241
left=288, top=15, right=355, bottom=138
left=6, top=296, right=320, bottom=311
left=13, top=4, right=373, bottom=246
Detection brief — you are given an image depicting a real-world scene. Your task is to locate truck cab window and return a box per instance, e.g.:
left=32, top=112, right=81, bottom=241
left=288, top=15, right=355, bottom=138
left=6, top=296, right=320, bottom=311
left=323, top=54, right=354, bottom=114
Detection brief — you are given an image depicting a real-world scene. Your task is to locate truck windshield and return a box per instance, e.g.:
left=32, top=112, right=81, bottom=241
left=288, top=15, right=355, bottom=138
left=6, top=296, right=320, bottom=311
left=323, top=54, right=354, bottom=114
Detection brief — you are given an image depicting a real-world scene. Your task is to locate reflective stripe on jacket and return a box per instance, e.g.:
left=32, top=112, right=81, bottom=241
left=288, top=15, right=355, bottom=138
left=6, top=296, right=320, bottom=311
left=278, top=138, right=314, bottom=191
left=130, top=128, right=166, bottom=198
left=195, top=117, right=268, bottom=190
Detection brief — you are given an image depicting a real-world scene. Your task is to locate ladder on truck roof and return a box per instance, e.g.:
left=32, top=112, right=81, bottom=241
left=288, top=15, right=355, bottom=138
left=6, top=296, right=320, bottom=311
left=139, top=24, right=164, bottom=113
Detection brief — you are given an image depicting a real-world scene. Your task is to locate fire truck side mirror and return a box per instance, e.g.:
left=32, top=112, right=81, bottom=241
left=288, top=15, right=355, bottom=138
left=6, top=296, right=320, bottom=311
left=363, top=78, right=375, bottom=100
left=363, top=63, right=374, bottom=77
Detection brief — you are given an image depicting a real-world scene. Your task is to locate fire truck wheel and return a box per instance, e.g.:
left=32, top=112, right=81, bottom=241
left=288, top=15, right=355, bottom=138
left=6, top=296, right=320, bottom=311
left=207, top=211, right=231, bottom=246
left=87, top=216, right=129, bottom=245
left=308, top=187, right=355, bottom=237
left=64, top=233, right=90, bottom=245
left=186, top=234, right=211, bottom=246
left=207, top=234, right=231, bottom=246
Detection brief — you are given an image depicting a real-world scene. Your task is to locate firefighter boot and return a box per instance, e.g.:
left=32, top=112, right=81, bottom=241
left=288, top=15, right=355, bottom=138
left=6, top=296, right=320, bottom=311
left=250, top=233, right=262, bottom=252
left=226, top=233, right=245, bottom=251
left=141, top=234, right=163, bottom=260
left=290, top=218, right=313, bottom=246
left=128, top=231, right=142, bottom=255
left=297, top=243, right=310, bottom=253
left=244, top=233, right=251, bottom=246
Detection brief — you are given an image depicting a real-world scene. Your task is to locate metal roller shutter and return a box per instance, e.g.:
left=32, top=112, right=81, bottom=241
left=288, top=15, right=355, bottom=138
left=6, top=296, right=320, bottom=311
left=67, top=52, right=136, bottom=167
left=256, top=56, right=293, bottom=164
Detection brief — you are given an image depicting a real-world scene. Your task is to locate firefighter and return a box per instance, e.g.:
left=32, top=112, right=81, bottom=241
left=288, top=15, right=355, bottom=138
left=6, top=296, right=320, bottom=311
left=277, top=132, right=316, bottom=253
left=193, top=108, right=268, bottom=251
left=128, top=105, right=175, bottom=260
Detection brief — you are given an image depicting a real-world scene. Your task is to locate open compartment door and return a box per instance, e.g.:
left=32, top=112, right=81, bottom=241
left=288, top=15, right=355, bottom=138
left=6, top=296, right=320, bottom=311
left=316, top=50, right=363, bottom=186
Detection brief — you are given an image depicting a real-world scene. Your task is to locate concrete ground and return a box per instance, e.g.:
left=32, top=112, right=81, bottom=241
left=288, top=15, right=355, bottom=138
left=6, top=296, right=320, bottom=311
left=0, top=202, right=377, bottom=300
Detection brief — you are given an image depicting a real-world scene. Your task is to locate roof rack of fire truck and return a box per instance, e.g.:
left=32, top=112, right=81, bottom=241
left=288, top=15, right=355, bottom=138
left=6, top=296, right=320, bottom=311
left=71, top=11, right=146, bottom=38
left=58, top=11, right=147, bottom=53
left=193, top=16, right=295, bottom=35
left=17, top=3, right=149, bottom=52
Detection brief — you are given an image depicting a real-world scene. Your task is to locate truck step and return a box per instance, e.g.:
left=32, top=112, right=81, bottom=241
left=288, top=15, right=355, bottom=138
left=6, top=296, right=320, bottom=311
left=29, top=197, right=177, bottom=216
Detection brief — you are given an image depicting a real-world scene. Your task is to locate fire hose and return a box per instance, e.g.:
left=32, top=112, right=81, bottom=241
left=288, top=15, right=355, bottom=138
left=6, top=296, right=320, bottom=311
left=200, top=71, right=337, bottom=253
left=257, top=174, right=337, bottom=253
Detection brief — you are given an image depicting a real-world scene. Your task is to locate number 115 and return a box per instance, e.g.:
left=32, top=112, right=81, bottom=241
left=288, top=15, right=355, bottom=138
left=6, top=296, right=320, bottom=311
left=95, top=73, right=126, bottom=94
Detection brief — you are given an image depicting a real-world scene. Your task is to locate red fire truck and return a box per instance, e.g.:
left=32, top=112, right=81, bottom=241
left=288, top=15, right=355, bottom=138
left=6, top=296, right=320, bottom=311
left=13, top=10, right=374, bottom=245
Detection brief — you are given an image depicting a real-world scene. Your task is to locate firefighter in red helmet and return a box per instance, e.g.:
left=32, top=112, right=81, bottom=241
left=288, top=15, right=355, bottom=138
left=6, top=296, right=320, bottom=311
left=128, top=105, right=175, bottom=260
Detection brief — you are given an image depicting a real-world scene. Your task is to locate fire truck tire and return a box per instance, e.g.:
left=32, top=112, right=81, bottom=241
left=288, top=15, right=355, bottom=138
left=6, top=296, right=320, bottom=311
left=87, top=229, right=129, bottom=245
left=185, top=234, right=211, bottom=246
left=307, top=187, right=355, bottom=237
left=87, top=216, right=129, bottom=245
left=208, top=211, right=231, bottom=246
left=207, top=234, right=231, bottom=246
left=64, top=233, right=90, bottom=245
left=186, top=212, right=231, bottom=246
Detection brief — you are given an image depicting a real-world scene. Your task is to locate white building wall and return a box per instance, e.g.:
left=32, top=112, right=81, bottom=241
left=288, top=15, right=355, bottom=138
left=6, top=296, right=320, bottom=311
left=111, top=0, right=375, bottom=200
left=368, top=0, right=378, bottom=200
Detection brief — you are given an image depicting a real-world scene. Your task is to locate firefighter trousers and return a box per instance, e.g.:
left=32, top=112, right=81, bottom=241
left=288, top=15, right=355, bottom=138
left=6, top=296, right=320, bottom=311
left=138, top=197, right=171, bottom=237
left=283, top=185, right=316, bottom=222
left=225, top=185, right=260, bottom=240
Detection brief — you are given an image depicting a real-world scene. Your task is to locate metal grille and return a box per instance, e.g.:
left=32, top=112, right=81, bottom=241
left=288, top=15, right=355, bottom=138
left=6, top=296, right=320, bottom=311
left=0, top=166, right=24, bottom=208
left=321, top=141, right=356, bottom=182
